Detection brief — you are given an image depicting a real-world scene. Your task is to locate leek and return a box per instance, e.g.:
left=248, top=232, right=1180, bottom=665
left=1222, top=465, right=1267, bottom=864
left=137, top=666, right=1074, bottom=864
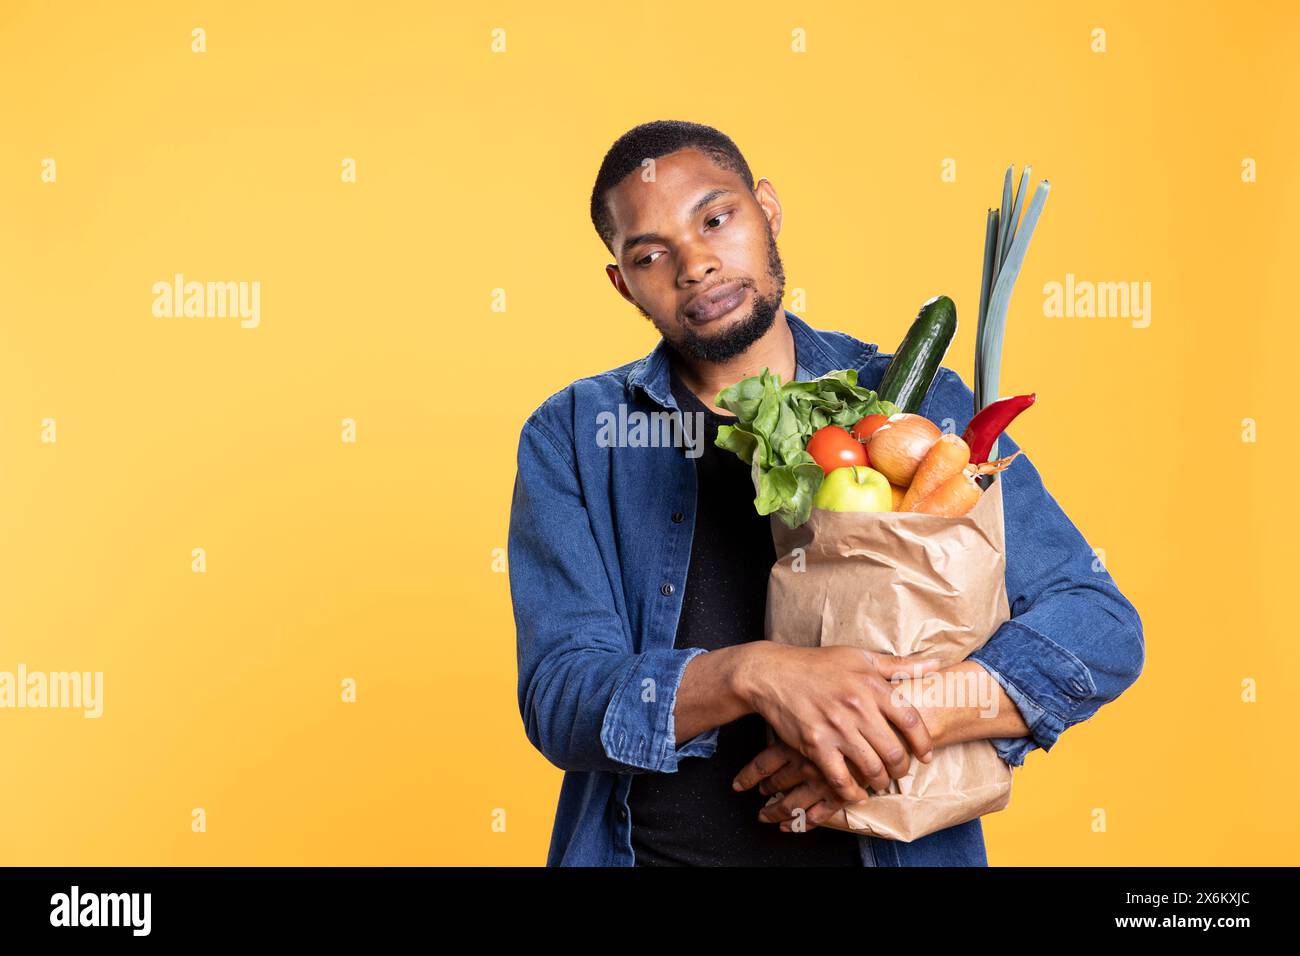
left=972, top=166, right=1050, bottom=468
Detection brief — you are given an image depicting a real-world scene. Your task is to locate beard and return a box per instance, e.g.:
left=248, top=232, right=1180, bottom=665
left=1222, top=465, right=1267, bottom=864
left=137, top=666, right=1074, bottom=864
left=636, top=223, right=786, bottom=364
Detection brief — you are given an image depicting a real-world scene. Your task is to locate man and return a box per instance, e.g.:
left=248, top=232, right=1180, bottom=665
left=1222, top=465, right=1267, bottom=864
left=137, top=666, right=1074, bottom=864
left=508, top=120, right=1144, bottom=866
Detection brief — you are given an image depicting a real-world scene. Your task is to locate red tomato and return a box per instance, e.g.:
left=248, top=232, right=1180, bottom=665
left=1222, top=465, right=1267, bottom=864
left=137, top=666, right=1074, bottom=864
left=806, top=425, right=868, bottom=473
left=851, top=414, right=890, bottom=443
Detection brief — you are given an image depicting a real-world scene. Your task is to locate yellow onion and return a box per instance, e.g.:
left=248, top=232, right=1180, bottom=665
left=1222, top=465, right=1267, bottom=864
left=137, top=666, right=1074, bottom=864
left=866, top=413, right=942, bottom=486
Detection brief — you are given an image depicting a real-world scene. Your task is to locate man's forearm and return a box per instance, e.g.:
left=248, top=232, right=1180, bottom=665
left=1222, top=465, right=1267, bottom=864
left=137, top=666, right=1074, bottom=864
left=675, top=649, right=1028, bottom=755
left=909, top=661, right=1031, bottom=748
left=672, top=644, right=761, bottom=743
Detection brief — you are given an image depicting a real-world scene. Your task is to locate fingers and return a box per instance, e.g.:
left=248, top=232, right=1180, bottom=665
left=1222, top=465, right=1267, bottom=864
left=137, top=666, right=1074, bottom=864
left=804, top=798, right=844, bottom=829
left=758, top=757, right=815, bottom=796
left=780, top=799, right=843, bottom=831
left=855, top=713, right=914, bottom=785
left=760, top=781, right=852, bottom=831
left=805, top=747, right=870, bottom=804
left=878, top=685, right=935, bottom=765
left=835, top=733, right=892, bottom=794
left=758, top=782, right=824, bottom=825
left=762, top=746, right=873, bottom=796
left=868, top=652, right=943, bottom=682
left=835, top=686, right=915, bottom=787
left=731, top=742, right=795, bottom=792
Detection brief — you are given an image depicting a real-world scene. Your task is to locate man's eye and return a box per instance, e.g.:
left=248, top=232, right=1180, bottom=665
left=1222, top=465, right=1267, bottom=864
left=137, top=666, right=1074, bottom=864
left=634, top=212, right=730, bottom=267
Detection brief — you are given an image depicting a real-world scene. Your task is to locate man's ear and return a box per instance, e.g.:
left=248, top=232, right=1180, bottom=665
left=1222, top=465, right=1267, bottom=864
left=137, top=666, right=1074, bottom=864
left=605, top=263, right=634, bottom=304
left=753, top=177, right=783, bottom=241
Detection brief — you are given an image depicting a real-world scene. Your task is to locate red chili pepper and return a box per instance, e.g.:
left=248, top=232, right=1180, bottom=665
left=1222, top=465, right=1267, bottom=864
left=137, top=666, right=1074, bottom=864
left=962, top=393, right=1036, bottom=464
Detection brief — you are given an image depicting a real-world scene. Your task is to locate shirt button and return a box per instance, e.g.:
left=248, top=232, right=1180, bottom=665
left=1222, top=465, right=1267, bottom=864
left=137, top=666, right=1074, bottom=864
left=617, top=808, right=628, bottom=822
left=671, top=511, right=685, bottom=524
left=660, top=582, right=675, bottom=596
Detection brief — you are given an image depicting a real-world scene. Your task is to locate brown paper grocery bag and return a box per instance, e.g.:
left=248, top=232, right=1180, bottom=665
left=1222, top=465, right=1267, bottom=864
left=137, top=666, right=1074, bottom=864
left=763, top=477, right=1013, bottom=842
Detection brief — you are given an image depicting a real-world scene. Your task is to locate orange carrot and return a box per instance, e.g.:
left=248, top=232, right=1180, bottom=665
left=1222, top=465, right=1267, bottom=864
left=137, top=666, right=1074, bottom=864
left=902, top=434, right=970, bottom=511
left=889, top=483, right=907, bottom=511
left=912, top=471, right=983, bottom=517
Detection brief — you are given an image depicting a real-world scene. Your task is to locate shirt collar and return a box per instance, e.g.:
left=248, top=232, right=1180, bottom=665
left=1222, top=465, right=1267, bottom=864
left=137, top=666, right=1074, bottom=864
left=625, top=309, right=878, bottom=410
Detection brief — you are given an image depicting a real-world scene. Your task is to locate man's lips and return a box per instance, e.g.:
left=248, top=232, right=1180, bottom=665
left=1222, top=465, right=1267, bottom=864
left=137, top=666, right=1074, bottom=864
left=685, top=280, right=747, bottom=323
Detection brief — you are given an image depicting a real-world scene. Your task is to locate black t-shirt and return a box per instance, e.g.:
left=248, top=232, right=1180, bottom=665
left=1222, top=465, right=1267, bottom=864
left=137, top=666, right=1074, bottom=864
left=626, top=363, right=864, bottom=866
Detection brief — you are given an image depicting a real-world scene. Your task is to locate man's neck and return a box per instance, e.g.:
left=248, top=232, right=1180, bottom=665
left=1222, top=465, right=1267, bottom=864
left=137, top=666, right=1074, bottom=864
left=670, top=312, right=797, bottom=415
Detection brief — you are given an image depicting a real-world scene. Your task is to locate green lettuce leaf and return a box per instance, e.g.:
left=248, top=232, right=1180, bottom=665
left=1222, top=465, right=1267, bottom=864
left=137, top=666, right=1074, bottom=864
left=713, top=367, right=897, bottom=528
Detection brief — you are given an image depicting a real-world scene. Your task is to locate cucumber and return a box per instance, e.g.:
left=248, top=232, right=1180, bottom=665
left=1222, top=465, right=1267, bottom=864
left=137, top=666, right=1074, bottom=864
left=878, top=295, right=958, bottom=413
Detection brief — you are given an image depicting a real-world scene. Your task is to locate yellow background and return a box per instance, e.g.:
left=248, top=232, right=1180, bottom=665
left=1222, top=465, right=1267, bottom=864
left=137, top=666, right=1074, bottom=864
left=1, top=0, right=1296, bottom=865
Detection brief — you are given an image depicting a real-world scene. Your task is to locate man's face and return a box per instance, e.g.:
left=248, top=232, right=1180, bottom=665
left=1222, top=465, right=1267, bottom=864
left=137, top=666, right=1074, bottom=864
left=604, top=148, right=786, bottom=363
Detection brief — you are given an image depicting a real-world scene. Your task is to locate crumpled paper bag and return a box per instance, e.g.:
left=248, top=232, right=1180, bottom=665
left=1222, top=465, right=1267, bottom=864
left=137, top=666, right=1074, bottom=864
left=763, top=476, right=1013, bottom=842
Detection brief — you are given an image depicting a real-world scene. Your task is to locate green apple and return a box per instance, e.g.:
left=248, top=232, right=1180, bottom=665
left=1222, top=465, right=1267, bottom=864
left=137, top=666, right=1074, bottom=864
left=813, top=465, right=893, bottom=513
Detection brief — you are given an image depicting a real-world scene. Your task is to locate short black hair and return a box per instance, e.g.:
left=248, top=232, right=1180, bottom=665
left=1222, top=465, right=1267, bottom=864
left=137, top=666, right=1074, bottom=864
left=590, top=120, right=755, bottom=256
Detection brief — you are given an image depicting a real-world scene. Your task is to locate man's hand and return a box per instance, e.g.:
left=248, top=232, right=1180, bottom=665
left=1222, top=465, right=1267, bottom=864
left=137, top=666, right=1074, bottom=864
left=732, top=643, right=942, bottom=804
left=732, top=738, right=852, bottom=830
left=733, top=659, right=1033, bottom=830
left=733, top=698, right=953, bottom=829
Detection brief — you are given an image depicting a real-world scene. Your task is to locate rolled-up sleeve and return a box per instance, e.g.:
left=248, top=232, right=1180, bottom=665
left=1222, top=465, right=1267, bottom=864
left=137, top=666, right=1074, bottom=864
left=926, top=370, right=1146, bottom=768
left=509, top=416, right=719, bottom=774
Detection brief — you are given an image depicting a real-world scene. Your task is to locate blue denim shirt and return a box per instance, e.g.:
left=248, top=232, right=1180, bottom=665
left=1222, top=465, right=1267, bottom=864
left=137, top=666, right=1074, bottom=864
left=508, top=310, right=1144, bottom=866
